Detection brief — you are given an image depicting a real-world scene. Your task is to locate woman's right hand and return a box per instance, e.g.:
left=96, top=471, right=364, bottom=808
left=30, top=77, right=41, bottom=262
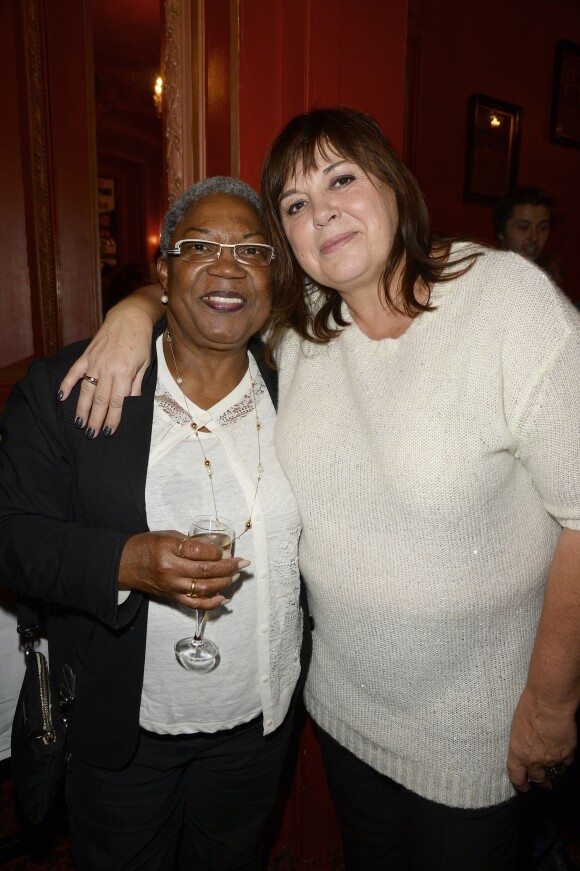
left=118, top=531, right=250, bottom=611
left=58, top=287, right=162, bottom=436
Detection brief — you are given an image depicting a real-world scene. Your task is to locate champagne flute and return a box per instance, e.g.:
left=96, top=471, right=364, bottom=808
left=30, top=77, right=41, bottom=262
left=174, top=515, right=234, bottom=672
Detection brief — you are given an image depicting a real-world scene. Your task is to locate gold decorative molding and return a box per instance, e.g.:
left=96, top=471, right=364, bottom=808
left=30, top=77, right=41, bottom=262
left=229, top=0, right=240, bottom=177
left=163, top=0, right=206, bottom=202
left=163, top=0, right=184, bottom=202
left=190, top=0, right=206, bottom=185
left=163, top=0, right=223, bottom=203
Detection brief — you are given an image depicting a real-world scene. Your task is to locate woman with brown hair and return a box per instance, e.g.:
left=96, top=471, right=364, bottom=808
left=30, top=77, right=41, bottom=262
left=56, top=108, right=580, bottom=870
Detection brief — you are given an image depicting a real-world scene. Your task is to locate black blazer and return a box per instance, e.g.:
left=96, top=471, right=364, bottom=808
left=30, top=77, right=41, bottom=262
left=0, top=321, right=289, bottom=768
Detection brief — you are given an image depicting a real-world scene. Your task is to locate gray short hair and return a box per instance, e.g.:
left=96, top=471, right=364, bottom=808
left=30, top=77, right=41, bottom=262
left=160, top=176, right=263, bottom=253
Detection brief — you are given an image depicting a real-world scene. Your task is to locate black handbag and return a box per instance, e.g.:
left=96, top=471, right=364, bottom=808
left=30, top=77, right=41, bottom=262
left=10, top=598, right=75, bottom=825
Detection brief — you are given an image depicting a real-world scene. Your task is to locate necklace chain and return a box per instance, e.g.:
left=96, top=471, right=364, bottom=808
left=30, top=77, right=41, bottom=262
left=166, top=330, right=263, bottom=541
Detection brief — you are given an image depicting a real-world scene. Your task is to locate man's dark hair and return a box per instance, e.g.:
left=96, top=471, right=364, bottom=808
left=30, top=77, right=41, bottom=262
left=493, top=187, right=554, bottom=239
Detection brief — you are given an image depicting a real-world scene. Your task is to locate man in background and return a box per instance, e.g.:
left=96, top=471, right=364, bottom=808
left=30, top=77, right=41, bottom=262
left=493, top=186, right=564, bottom=286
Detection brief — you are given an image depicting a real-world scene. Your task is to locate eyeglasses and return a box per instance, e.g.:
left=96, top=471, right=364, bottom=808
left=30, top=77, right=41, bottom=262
left=165, top=239, right=275, bottom=268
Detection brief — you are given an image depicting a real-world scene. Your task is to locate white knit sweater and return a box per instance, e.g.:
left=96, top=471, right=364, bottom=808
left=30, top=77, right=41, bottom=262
left=275, top=247, right=580, bottom=808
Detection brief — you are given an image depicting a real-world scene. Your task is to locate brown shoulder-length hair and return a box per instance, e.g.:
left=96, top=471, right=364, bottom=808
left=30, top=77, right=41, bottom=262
left=260, top=106, right=477, bottom=359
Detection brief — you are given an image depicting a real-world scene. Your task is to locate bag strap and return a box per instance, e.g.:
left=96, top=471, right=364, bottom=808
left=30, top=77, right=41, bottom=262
left=16, top=594, right=75, bottom=724
left=16, top=596, right=45, bottom=650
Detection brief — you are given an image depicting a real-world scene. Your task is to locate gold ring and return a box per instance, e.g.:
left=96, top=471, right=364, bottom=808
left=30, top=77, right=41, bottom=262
left=187, top=579, right=197, bottom=598
left=178, top=536, right=188, bottom=557
left=82, top=374, right=99, bottom=386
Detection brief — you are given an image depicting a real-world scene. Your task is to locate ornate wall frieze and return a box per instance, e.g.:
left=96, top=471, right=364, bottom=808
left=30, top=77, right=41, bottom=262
left=163, top=0, right=184, bottom=202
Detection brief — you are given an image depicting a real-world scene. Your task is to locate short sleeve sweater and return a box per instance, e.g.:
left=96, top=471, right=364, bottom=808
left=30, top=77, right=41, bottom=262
left=274, top=247, right=580, bottom=808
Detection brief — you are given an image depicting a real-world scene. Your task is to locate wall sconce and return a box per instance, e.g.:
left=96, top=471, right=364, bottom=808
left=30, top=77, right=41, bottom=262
left=153, top=76, right=163, bottom=116
left=489, top=114, right=501, bottom=128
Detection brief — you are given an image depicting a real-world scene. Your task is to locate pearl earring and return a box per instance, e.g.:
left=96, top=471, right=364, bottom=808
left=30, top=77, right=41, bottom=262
left=161, top=292, right=169, bottom=304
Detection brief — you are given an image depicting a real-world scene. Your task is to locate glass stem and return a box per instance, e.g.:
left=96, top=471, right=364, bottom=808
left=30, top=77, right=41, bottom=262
left=194, top=609, right=206, bottom=642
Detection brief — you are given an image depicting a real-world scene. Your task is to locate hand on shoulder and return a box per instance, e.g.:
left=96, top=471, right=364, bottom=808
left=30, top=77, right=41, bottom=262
left=57, top=286, right=163, bottom=436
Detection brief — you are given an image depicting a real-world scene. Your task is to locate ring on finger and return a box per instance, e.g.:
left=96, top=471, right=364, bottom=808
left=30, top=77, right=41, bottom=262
left=82, top=373, right=99, bottom=386
left=178, top=536, right=188, bottom=557
left=187, top=578, right=197, bottom=598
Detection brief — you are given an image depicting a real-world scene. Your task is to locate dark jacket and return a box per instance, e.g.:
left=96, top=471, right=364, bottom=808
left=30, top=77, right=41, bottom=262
left=0, top=321, right=296, bottom=769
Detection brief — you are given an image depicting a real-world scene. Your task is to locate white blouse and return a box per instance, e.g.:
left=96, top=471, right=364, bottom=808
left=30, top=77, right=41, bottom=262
left=140, top=335, right=302, bottom=735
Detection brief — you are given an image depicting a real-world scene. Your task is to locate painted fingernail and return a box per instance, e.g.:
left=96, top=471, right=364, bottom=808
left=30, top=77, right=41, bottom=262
left=236, top=559, right=251, bottom=569
left=231, top=573, right=240, bottom=582
left=74, top=416, right=84, bottom=429
left=56, top=390, right=64, bottom=401
left=220, top=598, right=231, bottom=605
left=102, top=425, right=112, bottom=437
left=85, top=427, right=95, bottom=439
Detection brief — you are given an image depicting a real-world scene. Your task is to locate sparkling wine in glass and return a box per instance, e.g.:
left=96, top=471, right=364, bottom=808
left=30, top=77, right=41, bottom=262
left=174, top=515, right=234, bottom=672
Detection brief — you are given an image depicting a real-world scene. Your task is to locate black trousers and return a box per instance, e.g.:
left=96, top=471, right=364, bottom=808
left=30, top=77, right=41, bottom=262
left=66, top=712, right=295, bottom=871
left=317, top=727, right=520, bottom=871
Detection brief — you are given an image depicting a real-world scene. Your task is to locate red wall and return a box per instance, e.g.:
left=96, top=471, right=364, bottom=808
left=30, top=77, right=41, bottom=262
left=0, top=0, right=36, bottom=368
left=238, top=0, right=408, bottom=189
left=0, top=0, right=100, bottom=374
left=411, top=0, right=580, bottom=302
left=44, top=0, right=101, bottom=344
left=205, top=0, right=233, bottom=179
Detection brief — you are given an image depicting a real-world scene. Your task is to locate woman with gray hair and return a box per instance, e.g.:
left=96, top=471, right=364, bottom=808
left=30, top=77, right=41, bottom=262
left=0, top=177, right=307, bottom=870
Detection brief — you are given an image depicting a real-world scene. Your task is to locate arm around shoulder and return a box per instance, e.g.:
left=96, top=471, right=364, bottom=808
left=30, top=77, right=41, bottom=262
left=58, top=284, right=165, bottom=436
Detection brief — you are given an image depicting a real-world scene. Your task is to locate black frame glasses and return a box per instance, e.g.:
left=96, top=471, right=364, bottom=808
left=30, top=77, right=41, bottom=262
left=165, top=238, right=275, bottom=267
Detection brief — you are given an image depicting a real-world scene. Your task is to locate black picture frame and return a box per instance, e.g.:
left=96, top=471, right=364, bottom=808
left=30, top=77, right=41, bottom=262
left=550, top=40, right=580, bottom=149
left=464, top=94, right=522, bottom=203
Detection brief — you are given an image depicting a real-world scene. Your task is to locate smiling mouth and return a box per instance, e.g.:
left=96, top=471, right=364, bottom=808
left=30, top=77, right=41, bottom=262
left=521, top=244, right=540, bottom=259
left=320, top=232, right=356, bottom=255
left=201, top=291, right=247, bottom=312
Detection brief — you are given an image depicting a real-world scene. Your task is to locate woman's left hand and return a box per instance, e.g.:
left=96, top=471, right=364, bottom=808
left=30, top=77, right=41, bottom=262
left=117, top=531, right=248, bottom=611
left=508, top=529, right=580, bottom=791
left=506, top=685, right=577, bottom=791
left=58, top=288, right=161, bottom=436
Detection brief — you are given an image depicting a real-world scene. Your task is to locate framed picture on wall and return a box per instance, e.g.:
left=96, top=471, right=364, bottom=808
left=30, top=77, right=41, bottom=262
left=464, top=94, right=522, bottom=203
left=550, top=40, right=580, bottom=149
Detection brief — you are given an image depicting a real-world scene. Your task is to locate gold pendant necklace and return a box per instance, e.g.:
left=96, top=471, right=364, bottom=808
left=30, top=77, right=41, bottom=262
left=165, top=330, right=263, bottom=541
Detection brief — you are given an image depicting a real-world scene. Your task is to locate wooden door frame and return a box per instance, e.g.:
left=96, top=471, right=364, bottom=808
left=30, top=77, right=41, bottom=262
left=162, top=0, right=240, bottom=202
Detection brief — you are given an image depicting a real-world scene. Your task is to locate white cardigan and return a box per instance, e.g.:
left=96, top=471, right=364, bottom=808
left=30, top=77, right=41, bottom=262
left=275, top=247, right=580, bottom=808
